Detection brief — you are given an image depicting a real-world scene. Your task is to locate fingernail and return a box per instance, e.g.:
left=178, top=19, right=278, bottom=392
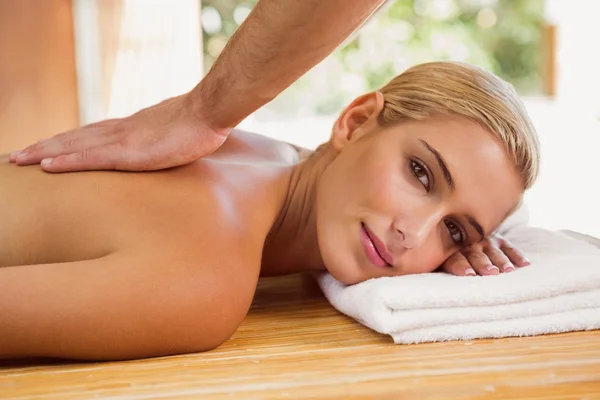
left=521, top=258, right=531, bottom=266
left=16, top=151, right=29, bottom=159
left=502, top=263, right=515, bottom=273
left=486, top=265, right=500, bottom=275
left=465, top=268, right=476, bottom=276
left=41, top=158, right=53, bottom=166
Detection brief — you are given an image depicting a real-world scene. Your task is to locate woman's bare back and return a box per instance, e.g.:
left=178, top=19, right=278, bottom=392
left=0, top=130, right=299, bottom=360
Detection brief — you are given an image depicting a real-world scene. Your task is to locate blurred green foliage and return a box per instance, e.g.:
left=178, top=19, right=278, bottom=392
left=202, top=0, right=544, bottom=118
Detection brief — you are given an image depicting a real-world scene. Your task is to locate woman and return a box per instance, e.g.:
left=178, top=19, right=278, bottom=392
left=0, top=62, right=539, bottom=361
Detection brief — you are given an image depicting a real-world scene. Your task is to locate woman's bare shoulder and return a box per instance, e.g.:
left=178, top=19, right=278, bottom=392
left=215, top=129, right=306, bottom=165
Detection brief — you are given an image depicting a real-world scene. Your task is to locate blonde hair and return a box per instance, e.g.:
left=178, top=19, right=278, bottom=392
left=377, top=61, right=540, bottom=189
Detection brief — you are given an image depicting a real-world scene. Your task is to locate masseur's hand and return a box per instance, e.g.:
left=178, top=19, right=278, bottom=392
left=440, top=233, right=531, bottom=277
left=9, top=94, right=228, bottom=172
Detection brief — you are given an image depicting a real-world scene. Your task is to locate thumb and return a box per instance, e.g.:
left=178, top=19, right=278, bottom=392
left=40, top=145, right=122, bottom=173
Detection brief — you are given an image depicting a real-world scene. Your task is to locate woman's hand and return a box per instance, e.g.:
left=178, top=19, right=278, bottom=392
left=10, top=94, right=229, bottom=173
left=440, top=233, right=530, bottom=276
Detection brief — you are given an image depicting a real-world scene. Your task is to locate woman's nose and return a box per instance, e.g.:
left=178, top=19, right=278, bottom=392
left=394, top=212, right=440, bottom=249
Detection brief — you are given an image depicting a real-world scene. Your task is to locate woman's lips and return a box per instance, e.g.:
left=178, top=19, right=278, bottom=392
left=360, top=223, right=394, bottom=268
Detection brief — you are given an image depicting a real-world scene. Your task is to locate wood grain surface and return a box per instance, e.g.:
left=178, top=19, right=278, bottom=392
left=1, top=274, right=599, bottom=399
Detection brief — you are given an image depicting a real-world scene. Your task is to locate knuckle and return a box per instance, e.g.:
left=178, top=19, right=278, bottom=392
left=76, top=149, right=93, bottom=161
left=23, top=144, right=38, bottom=153
left=489, top=239, right=505, bottom=250
left=453, top=260, right=471, bottom=269
left=462, top=242, right=484, bottom=253
left=463, top=246, right=482, bottom=257
left=64, top=138, right=78, bottom=150
left=486, top=246, right=503, bottom=256
left=492, top=253, right=510, bottom=264
left=468, top=252, right=489, bottom=262
left=54, top=131, right=71, bottom=140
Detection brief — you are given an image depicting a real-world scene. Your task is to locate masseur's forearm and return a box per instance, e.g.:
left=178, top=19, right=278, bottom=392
left=191, top=0, right=385, bottom=132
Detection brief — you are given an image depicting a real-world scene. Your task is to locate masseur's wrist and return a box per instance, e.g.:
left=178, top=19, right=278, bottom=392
left=189, top=59, right=273, bottom=140
left=185, top=83, right=233, bottom=140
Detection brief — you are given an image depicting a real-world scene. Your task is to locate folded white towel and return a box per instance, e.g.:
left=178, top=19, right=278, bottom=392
left=317, top=211, right=600, bottom=343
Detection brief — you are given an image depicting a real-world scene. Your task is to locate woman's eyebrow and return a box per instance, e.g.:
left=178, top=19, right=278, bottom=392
left=417, top=139, right=486, bottom=240
left=466, top=215, right=485, bottom=240
left=418, top=139, right=455, bottom=190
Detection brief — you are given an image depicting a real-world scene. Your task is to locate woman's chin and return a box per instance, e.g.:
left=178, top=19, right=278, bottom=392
left=323, top=262, right=366, bottom=286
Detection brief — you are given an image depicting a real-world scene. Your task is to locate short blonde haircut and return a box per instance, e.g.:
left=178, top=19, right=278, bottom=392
left=377, top=61, right=540, bottom=189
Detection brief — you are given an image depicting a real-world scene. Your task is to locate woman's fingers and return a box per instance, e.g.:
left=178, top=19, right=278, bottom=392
left=442, top=235, right=531, bottom=277
left=484, top=245, right=514, bottom=273
left=464, top=248, right=499, bottom=275
left=499, top=240, right=531, bottom=268
left=441, top=248, right=499, bottom=277
left=440, top=251, right=477, bottom=276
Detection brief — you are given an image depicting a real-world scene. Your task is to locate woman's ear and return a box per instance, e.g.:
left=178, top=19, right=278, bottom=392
left=330, top=91, right=385, bottom=152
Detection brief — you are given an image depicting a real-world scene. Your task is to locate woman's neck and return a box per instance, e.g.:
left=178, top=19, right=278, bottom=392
left=261, top=144, right=336, bottom=276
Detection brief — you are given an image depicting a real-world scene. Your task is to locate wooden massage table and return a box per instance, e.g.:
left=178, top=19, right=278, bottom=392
left=2, top=274, right=599, bottom=399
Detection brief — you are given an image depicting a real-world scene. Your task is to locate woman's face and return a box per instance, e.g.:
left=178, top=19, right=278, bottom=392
left=316, top=93, right=523, bottom=285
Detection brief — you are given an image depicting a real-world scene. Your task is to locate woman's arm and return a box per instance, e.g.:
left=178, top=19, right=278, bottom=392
left=13, top=0, right=386, bottom=173
left=0, top=251, right=253, bottom=361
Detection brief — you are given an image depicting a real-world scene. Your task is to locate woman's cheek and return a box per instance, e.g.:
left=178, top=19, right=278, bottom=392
left=374, top=164, right=414, bottom=201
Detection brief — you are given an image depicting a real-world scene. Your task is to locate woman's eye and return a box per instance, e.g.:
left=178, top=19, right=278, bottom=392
left=445, top=219, right=465, bottom=244
left=411, top=160, right=430, bottom=191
